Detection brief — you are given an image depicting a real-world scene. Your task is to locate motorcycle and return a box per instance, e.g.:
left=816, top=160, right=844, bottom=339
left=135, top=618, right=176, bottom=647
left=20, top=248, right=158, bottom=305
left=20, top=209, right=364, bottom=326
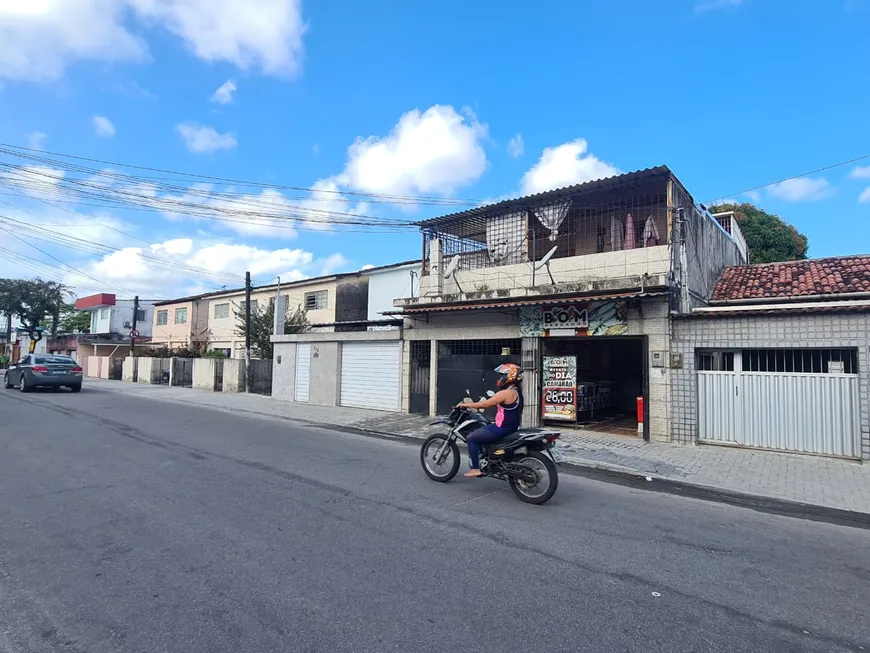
left=419, top=392, right=566, bottom=504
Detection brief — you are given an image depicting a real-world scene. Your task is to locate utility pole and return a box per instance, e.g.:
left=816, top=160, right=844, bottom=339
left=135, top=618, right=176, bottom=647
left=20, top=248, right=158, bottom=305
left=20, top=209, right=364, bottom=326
left=130, top=295, right=139, bottom=356
left=244, top=271, right=252, bottom=393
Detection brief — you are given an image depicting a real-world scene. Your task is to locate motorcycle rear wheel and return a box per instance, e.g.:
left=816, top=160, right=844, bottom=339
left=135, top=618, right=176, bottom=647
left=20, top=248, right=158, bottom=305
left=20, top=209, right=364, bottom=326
left=509, top=450, right=558, bottom=504
left=420, top=434, right=460, bottom=482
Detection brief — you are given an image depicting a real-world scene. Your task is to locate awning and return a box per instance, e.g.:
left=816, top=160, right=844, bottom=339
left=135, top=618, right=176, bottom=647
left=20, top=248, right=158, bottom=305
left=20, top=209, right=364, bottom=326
left=389, top=290, right=668, bottom=315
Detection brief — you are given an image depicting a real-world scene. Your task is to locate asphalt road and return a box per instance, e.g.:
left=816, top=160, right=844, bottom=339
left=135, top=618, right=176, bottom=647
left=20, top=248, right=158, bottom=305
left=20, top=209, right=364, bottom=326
left=0, top=385, right=868, bottom=653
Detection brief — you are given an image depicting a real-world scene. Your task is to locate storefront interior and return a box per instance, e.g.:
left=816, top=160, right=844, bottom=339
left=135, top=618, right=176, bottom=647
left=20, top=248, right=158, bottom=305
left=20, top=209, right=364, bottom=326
left=542, top=337, right=644, bottom=436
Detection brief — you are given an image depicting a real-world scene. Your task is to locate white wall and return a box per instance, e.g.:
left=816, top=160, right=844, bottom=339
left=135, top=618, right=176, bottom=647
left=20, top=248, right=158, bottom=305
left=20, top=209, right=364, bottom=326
left=365, top=265, right=419, bottom=321
left=88, top=300, right=155, bottom=337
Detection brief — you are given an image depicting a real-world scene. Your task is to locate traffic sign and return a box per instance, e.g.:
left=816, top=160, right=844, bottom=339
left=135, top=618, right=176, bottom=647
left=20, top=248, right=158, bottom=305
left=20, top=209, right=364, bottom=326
left=130, top=329, right=140, bottom=339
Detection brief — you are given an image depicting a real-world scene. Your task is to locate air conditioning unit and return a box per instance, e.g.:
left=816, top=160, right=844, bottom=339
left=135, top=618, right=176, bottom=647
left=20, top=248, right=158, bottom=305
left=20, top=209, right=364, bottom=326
left=123, top=321, right=132, bottom=328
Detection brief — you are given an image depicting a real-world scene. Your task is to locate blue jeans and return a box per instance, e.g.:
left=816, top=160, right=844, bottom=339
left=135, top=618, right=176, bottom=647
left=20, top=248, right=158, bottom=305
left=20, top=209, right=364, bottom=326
left=467, top=424, right=515, bottom=469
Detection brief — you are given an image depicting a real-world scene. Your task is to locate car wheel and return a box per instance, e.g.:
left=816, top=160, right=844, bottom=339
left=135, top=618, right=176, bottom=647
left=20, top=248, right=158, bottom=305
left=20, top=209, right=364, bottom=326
left=3, top=374, right=12, bottom=389
left=19, top=374, right=30, bottom=393
left=70, top=384, right=82, bottom=393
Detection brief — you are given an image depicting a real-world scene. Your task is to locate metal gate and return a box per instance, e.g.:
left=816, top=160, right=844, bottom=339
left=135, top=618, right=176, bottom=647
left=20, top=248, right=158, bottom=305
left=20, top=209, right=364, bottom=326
left=110, top=357, right=123, bottom=380
left=155, top=359, right=171, bottom=385
left=699, top=365, right=861, bottom=458
left=340, top=342, right=401, bottom=412
left=171, top=358, right=194, bottom=388
left=409, top=341, right=430, bottom=415
left=436, top=339, right=522, bottom=416
left=214, top=359, right=224, bottom=391
left=295, top=344, right=310, bottom=402
left=249, top=359, right=272, bottom=396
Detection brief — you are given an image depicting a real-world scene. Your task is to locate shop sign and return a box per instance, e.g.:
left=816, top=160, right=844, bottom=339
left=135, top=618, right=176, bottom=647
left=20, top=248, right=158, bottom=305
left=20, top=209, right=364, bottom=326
left=520, top=301, right=628, bottom=338
left=542, top=356, right=577, bottom=421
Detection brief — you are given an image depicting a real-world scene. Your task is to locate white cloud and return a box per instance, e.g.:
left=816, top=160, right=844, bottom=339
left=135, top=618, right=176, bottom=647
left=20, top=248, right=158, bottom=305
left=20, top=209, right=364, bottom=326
left=520, top=138, right=619, bottom=195
left=859, top=187, right=870, bottom=203
left=0, top=0, right=305, bottom=83
left=176, top=122, right=237, bottom=154
left=694, top=0, right=742, bottom=14
left=507, top=133, right=524, bottom=158
left=93, top=115, right=116, bottom=137
left=319, top=253, right=348, bottom=275
left=0, top=0, right=147, bottom=82
left=338, top=105, right=488, bottom=198
left=360, top=264, right=375, bottom=270
left=744, top=190, right=761, bottom=202
left=210, top=79, right=236, bottom=105
left=767, top=177, right=833, bottom=202
left=848, top=165, right=870, bottom=180
left=26, top=131, right=47, bottom=149
left=128, top=0, right=305, bottom=77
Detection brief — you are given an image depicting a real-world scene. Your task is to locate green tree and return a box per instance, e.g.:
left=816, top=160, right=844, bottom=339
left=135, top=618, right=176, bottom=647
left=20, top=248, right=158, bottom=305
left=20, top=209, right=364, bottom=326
left=713, top=203, right=808, bottom=264
left=234, top=300, right=308, bottom=359
left=0, top=279, right=68, bottom=347
left=59, top=304, right=92, bottom=333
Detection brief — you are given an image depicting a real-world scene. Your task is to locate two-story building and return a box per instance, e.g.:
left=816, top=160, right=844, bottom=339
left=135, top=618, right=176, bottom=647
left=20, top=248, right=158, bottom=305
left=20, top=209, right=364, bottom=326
left=272, top=167, right=746, bottom=438
left=154, top=262, right=418, bottom=356
left=72, top=293, right=155, bottom=360
left=389, top=166, right=746, bottom=441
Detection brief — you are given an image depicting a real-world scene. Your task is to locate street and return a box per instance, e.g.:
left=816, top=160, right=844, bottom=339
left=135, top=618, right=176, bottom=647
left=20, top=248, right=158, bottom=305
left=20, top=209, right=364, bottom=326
left=0, top=386, right=868, bottom=653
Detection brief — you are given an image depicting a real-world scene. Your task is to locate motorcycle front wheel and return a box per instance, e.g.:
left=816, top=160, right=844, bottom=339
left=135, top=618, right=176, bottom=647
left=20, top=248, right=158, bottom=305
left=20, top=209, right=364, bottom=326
left=509, top=450, right=558, bottom=504
left=420, top=434, right=460, bottom=482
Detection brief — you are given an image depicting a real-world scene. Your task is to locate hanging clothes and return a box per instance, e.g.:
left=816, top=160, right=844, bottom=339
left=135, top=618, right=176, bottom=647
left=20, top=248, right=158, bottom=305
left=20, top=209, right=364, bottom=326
left=643, top=215, right=661, bottom=247
left=609, top=215, right=624, bottom=251
left=624, top=213, right=637, bottom=249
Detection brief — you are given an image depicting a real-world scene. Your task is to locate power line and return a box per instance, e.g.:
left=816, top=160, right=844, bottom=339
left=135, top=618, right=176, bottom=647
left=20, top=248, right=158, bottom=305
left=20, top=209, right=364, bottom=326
left=0, top=142, right=481, bottom=207
left=707, top=153, right=870, bottom=204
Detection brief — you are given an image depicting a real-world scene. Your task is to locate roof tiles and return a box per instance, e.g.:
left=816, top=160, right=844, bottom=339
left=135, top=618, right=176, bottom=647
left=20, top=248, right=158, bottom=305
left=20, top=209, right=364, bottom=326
left=712, top=255, right=870, bottom=302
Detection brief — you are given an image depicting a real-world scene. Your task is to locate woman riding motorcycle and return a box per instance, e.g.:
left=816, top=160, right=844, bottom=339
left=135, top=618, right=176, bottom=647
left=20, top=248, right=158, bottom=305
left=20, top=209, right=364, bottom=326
left=456, top=363, right=524, bottom=478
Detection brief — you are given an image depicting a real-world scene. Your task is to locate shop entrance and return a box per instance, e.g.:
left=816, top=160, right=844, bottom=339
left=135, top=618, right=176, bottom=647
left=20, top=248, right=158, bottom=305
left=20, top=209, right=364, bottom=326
left=436, top=339, right=522, bottom=416
left=541, top=337, right=646, bottom=437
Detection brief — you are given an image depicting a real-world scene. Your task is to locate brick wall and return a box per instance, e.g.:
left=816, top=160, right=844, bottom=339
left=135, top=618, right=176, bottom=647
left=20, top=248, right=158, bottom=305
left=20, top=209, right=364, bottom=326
left=672, top=312, right=870, bottom=460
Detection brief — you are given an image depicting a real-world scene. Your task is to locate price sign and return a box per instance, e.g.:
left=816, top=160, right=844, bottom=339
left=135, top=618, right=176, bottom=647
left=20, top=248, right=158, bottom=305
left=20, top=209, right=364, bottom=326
left=542, top=356, right=577, bottom=421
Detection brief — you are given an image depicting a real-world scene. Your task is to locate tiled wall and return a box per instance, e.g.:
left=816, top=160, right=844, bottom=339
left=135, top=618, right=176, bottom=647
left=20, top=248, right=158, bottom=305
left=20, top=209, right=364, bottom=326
left=671, top=313, right=870, bottom=460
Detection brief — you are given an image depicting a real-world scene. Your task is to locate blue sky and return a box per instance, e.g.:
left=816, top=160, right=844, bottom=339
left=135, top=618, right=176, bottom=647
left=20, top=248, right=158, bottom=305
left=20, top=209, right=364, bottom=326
left=0, top=0, right=868, bottom=298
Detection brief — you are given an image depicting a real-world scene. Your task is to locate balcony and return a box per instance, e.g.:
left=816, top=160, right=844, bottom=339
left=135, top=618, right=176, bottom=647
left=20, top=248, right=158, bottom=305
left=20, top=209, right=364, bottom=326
left=397, top=168, right=675, bottom=308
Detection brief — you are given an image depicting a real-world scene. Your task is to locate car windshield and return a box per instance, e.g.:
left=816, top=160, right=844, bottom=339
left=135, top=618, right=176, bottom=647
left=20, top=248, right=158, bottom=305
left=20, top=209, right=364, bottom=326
left=34, top=356, right=74, bottom=364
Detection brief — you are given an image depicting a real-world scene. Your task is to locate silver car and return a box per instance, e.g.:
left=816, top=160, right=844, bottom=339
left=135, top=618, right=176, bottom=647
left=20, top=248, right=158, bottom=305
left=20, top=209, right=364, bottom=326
left=3, top=354, right=83, bottom=393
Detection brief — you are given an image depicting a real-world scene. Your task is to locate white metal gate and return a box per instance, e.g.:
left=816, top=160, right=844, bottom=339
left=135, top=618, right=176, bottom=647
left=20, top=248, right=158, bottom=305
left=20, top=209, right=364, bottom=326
left=295, top=344, right=310, bottom=403
left=340, top=342, right=401, bottom=411
left=698, top=368, right=861, bottom=458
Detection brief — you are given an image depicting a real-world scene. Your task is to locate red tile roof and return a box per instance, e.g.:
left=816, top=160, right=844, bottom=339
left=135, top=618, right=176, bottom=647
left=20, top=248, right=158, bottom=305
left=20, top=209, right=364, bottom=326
left=712, top=256, right=870, bottom=302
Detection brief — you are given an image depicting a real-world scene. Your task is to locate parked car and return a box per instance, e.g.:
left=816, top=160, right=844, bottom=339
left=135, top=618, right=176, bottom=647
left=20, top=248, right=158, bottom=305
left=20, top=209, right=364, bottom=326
left=3, top=354, right=83, bottom=393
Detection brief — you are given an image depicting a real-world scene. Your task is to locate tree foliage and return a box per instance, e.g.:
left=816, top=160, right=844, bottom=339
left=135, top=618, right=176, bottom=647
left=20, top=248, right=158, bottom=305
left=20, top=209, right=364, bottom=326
left=234, top=300, right=308, bottom=359
left=0, top=278, right=68, bottom=338
left=59, top=305, right=92, bottom=333
left=712, top=203, right=808, bottom=264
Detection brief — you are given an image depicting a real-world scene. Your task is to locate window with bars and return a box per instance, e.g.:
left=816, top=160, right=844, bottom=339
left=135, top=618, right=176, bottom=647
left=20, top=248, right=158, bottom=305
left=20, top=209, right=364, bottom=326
left=741, top=348, right=858, bottom=374
left=239, top=300, right=259, bottom=313
left=157, top=310, right=168, bottom=326
left=213, top=303, right=230, bottom=319
left=174, top=308, right=188, bottom=324
left=437, top=339, right=522, bottom=357
left=698, top=351, right=735, bottom=372
left=135, top=308, right=146, bottom=323
left=697, top=349, right=858, bottom=374
left=305, top=291, right=327, bottom=311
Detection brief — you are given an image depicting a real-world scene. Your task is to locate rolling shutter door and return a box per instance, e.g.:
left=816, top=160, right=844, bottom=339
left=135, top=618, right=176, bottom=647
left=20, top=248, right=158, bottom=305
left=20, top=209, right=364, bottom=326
left=340, top=342, right=401, bottom=411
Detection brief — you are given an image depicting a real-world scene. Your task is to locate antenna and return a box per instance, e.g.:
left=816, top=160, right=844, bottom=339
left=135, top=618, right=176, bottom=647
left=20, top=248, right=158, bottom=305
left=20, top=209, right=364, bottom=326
left=533, top=245, right=557, bottom=284
left=441, top=255, right=463, bottom=293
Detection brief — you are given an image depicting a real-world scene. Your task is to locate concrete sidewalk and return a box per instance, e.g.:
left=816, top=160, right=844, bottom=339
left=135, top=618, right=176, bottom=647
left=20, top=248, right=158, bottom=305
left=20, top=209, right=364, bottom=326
left=83, top=379, right=870, bottom=520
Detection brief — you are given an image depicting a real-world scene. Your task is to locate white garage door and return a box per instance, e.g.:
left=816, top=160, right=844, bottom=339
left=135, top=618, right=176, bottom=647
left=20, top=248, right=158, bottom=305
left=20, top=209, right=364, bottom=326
left=340, top=342, right=401, bottom=412
left=698, top=348, right=861, bottom=458
left=295, top=343, right=310, bottom=403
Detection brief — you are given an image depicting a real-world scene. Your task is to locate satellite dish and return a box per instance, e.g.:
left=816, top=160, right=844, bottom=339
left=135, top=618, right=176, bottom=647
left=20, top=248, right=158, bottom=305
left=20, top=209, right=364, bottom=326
left=534, top=246, right=557, bottom=271
left=442, top=255, right=460, bottom=279
left=533, top=245, right=557, bottom=284
left=440, top=254, right=464, bottom=293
